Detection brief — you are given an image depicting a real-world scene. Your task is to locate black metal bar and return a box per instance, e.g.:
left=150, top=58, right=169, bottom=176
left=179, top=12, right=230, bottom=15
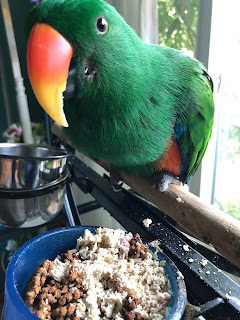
left=45, top=113, right=53, bottom=146
left=68, top=154, right=240, bottom=319
left=77, top=200, right=102, bottom=215
left=64, top=183, right=82, bottom=226
left=183, top=298, right=224, bottom=319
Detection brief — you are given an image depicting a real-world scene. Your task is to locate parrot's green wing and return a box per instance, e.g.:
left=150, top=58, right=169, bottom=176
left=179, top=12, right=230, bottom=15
left=175, top=67, right=214, bottom=183
left=149, top=45, right=214, bottom=184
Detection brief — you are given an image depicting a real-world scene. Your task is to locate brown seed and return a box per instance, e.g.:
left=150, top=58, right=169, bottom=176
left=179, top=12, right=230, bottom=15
left=49, top=261, right=54, bottom=270
left=116, top=286, right=123, bottom=293
left=135, top=234, right=141, bottom=242
left=55, top=289, right=62, bottom=298
left=97, top=297, right=101, bottom=307
left=42, top=260, right=50, bottom=270
left=72, top=289, right=82, bottom=300
left=130, top=239, right=136, bottom=245
left=26, top=290, right=35, bottom=298
left=25, top=297, right=34, bottom=306
left=129, top=300, right=136, bottom=310
left=33, top=286, right=41, bottom=295
left=124, top=311, right=135, bottom=320
left=34, top=274, right=41, bottom=284
left=49, top=286, right=57, bottom=294
left=61, top=285, right=69, bottom=294
left=36, top=309, right=47, bottom=319
left=42, top=286, right=50, bottom=294
left=39, top=300, right=48, bottom=309
left=67, top=303, right=77, bottom=316
left=72, top=317, right=81, bottom=320
left=40, top=276, right=46, bottom=286
left=76, top=277, right=83, bottom=284
left=38, top=267, right=47, bottom=276
left=82, top=284, right=88, bottom=292
left=66, top=292, right=73, bottom=302
left=64, top=259, right=71, bottom=264
left=69, top=268, right=78, bottom=282
left=59, top=306, right=67, bottom=316
left=135, top=313, right=142, bottom=320
left=52, top=307, right=61, bottom=317
left=59, top=296, right=67, bottom=306
left=46, top=294, right=57, bottom=304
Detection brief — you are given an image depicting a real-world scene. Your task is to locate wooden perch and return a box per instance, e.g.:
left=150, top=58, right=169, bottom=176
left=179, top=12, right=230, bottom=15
left=52, top=123, right=240, bottom=268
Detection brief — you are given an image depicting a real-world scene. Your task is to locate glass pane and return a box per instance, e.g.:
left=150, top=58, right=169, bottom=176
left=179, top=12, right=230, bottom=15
left=209, top=0, right=240, bottom=220
left=158, top=0, right=198, bottom=55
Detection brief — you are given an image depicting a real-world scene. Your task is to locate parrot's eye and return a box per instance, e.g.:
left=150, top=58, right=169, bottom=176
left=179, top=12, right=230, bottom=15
left=96, top=17, right=108, bottom=34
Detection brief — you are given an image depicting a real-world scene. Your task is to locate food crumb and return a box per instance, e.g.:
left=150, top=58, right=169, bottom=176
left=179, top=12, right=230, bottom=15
left=183, top=245, right=190, bottom=252
left=226, top=293, right=231, bottom=300
left=142, top=218, right=152, bottom=228
left=177, top=271, right=184, bottom=280
left=206, top=271, right=210, bottom=275
left=200, top=259, right=208, bottom=267
left=188, top=258, right=194, bottom=263
left=176, top=197, right=184, bottom=203
left=148, top=240, right=162, bottom=253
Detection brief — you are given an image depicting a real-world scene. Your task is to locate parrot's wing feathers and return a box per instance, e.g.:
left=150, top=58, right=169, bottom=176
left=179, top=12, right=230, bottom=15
left=177, top=68, right=214, bottom=183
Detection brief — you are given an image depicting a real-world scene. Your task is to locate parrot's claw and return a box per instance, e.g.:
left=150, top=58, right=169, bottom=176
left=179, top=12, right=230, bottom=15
left=153, top=171, right=181, bottom=192
left=110, top=166, right=123, bottom=192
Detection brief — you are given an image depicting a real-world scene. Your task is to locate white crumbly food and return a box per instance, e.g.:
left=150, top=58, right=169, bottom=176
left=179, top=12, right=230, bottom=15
left=49, top=228, right=171, bottom=320
left=142, top=218, right=153, bottom=228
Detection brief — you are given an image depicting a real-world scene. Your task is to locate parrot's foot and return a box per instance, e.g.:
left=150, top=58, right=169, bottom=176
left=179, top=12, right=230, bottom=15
left=110, top=166, right=123, bottom=192
left=153, top=171, right=181, bottom=192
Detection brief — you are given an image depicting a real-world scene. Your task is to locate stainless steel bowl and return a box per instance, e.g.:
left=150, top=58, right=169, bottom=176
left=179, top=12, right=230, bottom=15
left=0, top=181, right=66, bottom=228
left=0, top=143, right=68, bottom=190
left=0, top=143, right=69, bottom=228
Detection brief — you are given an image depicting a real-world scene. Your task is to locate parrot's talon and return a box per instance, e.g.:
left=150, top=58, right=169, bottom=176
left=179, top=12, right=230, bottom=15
left=110, top=166, right=123, bottom=192
left=111, top=181, right=123, bottom=192
left=153, top=171, right=181, bottom=192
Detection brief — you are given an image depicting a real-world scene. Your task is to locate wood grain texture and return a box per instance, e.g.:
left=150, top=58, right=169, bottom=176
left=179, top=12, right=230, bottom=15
left=52, top=123, right=240, bottom=267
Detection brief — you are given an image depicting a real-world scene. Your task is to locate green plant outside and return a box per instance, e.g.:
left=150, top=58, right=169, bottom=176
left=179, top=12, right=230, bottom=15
left=158, top=0, right=198, bottom=54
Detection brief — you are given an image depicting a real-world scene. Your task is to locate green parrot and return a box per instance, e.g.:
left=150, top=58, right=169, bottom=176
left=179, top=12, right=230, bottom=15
left=26, top=0, right=214, bottom=191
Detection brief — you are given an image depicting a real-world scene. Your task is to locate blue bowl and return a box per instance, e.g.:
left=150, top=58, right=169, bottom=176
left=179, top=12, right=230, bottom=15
left=4, top=226, right=186, bottom=320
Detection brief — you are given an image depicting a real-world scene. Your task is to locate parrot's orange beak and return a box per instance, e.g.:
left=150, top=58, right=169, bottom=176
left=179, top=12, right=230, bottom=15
left=27, top=23, right=73, bottom=127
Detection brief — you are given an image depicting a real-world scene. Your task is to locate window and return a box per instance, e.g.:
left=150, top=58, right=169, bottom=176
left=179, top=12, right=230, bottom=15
left=206, top=0, right=240, bottom=220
